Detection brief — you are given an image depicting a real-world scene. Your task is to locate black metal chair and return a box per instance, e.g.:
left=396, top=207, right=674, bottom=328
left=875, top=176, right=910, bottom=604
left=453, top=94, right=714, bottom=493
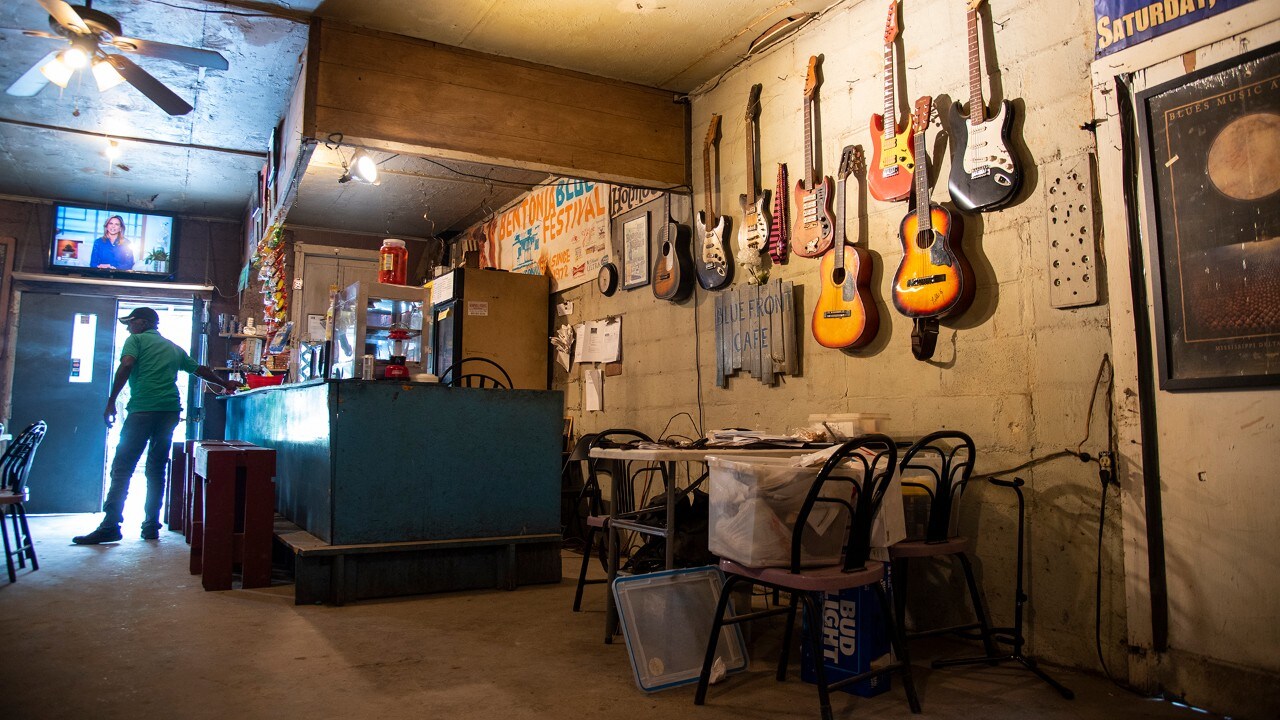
left=1, top=421, right=47, bottom=583
left=890, top=431, right=996, bottom=654
left=571, top=429, right=667, bottom=615
left=695, top=435, right=920, bottom=720
left=439, top=357, right=513, bottom=388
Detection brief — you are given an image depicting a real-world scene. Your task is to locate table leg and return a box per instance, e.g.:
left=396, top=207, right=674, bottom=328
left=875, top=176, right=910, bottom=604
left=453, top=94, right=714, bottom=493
left=605, top=520, right=618, bottom=643
left=664, top=460, right=676, bottom=569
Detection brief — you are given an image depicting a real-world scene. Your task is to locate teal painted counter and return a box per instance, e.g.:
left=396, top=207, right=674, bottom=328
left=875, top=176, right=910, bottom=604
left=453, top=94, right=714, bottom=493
left=223, top=380, right=564, bottom=546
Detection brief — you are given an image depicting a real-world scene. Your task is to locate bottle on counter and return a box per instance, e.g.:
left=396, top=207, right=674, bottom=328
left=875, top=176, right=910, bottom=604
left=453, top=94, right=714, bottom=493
left=379, top=238, right=408, bottom=285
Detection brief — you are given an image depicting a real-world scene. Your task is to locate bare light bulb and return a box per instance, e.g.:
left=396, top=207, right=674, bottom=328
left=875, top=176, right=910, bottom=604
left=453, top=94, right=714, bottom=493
left=105, top=140, right=121, bottom=160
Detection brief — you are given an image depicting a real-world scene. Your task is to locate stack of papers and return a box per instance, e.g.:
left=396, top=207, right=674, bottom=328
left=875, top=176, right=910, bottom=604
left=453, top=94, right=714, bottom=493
left=706, top=429, right=808, bottom=447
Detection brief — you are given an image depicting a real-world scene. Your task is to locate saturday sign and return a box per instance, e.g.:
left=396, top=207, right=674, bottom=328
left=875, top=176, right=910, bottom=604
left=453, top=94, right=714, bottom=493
left=1095, top=0, right=1256, bottom=57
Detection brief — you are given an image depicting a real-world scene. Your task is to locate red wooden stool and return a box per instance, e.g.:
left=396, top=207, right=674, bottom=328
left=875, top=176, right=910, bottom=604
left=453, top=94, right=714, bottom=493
left=191, top=442, right=276, bottom=591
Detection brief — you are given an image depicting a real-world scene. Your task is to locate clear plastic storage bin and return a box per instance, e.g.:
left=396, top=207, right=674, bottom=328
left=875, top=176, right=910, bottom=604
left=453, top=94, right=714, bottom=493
left=707, top=456, right=862, bottom=568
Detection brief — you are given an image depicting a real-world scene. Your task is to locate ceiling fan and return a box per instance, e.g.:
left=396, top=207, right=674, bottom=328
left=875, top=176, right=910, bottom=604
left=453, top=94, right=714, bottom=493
left=3, top=0, right=229, bottom=116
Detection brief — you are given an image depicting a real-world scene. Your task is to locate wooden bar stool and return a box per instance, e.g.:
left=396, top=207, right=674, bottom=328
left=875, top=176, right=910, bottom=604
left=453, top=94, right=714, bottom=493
left=191, top=442, right=276, bottom=591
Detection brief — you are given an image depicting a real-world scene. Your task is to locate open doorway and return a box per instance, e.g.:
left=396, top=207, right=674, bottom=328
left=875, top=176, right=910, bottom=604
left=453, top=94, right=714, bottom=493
left=105, top=300, right=194, bottom=526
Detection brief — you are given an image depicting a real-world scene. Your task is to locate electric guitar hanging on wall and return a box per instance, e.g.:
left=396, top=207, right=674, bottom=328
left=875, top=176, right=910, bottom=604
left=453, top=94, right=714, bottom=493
left=947, top=0, right=1021, bottom=211
left=868, top=0, right=914, bottom=203
left=812, top=145, right=879, bottom=350
left=695, top=114, right=732, bottom=290
left=653, top=195, right=694, bottom=302
left=791, top=55, right=835, bottom=259
left=738, top=84, right=770, bottom=257
left=892, top=97, right=973, bottom=359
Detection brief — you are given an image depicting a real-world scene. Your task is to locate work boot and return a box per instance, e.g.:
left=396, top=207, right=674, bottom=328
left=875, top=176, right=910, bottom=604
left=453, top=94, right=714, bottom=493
left=72, top=526, right=123, bottom=545
left=141, top=522, right=161, bottom=540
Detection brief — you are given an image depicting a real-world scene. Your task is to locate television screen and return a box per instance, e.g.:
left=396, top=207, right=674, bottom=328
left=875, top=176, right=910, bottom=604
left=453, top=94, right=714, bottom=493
left=49, top=203, right=177, bottom=280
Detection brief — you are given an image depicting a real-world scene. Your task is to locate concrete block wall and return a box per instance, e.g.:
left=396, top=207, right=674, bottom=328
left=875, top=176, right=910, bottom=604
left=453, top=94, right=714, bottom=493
left=555, top=0, right=1126, bottom=677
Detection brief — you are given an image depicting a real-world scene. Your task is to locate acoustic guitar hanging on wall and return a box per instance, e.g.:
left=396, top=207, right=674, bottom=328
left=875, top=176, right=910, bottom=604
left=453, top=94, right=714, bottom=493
left=892, top=96, right=974, bottom=360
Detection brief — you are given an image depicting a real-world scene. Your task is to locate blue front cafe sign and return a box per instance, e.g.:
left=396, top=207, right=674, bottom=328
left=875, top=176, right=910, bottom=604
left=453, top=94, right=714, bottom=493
left=1095, top=0, right=1257, bottom=57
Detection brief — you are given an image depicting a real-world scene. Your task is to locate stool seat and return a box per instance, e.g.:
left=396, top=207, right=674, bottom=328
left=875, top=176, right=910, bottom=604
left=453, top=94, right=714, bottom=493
left=719, top=557, right=885, bottom=593
left=889, top=536, right=970, bottom=558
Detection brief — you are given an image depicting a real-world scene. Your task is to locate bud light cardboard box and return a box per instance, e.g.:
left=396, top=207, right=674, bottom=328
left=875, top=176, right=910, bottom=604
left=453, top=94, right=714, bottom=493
left=799, top=569, right=892, bottom=697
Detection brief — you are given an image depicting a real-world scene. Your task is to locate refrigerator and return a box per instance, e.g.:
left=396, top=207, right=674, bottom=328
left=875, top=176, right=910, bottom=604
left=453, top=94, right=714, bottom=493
left=426, top=267, right=550, bottom=389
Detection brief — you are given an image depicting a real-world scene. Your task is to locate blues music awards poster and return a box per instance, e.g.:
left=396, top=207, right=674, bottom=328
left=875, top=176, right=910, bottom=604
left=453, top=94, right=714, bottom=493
left=1094, top=0, right=1257, bottom=57
left=1137, top=43, right=1280, bottom=389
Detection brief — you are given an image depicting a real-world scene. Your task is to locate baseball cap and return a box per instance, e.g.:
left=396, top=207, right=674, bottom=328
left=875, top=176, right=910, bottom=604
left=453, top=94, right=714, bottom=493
left=119, top=307, right=160, bottom=326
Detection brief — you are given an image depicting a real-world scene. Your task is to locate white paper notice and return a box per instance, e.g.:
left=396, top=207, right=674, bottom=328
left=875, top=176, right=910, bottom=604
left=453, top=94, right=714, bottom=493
left=306, top=314, right=326, bottom=340
left=584, top=368, right=603, bottom=411
left=430, top=273, right=455, bottom=305
left=574, top=317, right=622, bottom=364
left=467, top=301, right=489, bottom=316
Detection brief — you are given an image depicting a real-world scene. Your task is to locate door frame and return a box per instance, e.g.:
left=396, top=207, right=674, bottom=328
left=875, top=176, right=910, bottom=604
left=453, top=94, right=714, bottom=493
left=0, top=272, right=215, bottom=430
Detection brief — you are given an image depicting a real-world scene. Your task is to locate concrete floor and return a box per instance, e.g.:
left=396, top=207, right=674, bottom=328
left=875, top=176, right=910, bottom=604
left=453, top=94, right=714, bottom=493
left=1, top=515, right=1209, bottom=720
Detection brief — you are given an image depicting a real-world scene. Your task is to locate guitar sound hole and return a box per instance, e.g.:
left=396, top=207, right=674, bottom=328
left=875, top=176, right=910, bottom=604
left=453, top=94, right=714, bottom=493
left=831, top=268, right=846, bottom=285
left=915, top=229, right=935, bottom=249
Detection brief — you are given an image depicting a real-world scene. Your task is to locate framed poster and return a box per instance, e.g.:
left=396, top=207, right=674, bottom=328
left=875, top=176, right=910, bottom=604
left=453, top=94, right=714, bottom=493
left=1136, top=42, right=1280, bottom=390
left=622, top=213, right=650, bottom=289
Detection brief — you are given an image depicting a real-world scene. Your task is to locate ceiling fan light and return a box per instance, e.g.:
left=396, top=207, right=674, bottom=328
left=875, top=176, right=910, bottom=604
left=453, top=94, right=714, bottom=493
left=63, top=46, right=90, bottom=70
left=104, top=140, right=121, bottom=160
left=40, top=54, right=74, bottom=88
left=92, top=59, right=125, bottom=91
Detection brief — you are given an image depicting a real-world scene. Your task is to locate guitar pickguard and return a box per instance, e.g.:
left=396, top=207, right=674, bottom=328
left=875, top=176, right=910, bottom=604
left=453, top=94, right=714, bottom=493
left=962, top=104, right=1016, bottom=177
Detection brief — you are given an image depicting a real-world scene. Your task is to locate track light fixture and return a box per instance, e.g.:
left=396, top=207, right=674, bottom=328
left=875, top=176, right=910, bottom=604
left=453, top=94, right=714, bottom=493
left=339, top=148, right=380, bottom=185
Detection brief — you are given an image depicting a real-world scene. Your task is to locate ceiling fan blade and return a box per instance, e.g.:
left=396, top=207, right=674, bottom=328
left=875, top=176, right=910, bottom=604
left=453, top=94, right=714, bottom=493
left=0, top=27, right=60, bottom=39
left=103, top=54, right=193, bottom=116
left=109, top=37, right=229, bottom=71
left=5, top=50, right=59, bottom=97
left=38, top=0, right=90, bottom=35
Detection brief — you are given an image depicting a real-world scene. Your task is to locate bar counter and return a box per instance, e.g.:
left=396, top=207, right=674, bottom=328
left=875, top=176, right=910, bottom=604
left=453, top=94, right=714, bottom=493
left=220, top=379, right=564, bottom=603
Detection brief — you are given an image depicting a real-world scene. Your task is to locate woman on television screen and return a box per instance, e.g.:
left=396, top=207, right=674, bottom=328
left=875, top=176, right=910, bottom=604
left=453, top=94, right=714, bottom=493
left=89, top=215, right=135, bottom=270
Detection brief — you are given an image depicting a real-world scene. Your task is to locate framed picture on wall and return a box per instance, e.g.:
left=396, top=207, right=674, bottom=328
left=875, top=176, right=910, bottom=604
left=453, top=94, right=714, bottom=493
left=1136, top=41, right=1280, bottom=390
left=622, top=213, right=649, bottom=290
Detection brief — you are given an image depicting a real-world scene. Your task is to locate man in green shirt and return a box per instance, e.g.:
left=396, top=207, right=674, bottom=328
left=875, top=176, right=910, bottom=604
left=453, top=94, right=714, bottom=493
left=73, top=307, right=239, bottom=545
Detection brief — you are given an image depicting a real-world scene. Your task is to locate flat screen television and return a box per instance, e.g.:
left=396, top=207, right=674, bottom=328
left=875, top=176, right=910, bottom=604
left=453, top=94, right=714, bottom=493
left=48, top=203, right=177, bottom=280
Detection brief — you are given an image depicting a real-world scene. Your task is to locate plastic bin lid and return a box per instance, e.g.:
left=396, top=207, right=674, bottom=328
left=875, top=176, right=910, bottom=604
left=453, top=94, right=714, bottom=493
left=612, top=566, right=749, bottom=692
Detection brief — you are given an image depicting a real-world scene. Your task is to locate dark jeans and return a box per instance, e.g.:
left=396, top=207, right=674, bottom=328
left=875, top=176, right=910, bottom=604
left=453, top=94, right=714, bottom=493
left=101, top=410, right=181, bottom=529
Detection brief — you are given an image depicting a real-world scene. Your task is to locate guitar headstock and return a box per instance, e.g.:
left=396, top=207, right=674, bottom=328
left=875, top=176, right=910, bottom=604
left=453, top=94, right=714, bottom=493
left=745, top=83, right=762, bottom=121
left=705, top=114, right=722, bottom=149
left=838, top=145, right=864, bottom=181
left=912, top=96, right=933, bottom=132
left=883, top=0, right=899, bottom=44
left=803, top=55, right=822, bottom=100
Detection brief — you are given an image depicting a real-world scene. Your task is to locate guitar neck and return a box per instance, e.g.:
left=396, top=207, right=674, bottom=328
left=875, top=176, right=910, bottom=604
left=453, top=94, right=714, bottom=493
left=803, top=99, right=816, bottom=187
left=966, top=8, right=987, bottom=125
left=882, top=42, right=896, bottom=138
left=704, top=140, right=715, bottom=221
left=744, top=115, right=758, bottom=205
left=834, top=177, right=847, bottom=249
left=914, top=130, right=932, bottom=234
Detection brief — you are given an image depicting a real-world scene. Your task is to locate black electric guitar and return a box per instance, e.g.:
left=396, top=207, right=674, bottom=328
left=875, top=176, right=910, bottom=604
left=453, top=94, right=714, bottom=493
left=696, top=114, right=732, bottom=290
left=653, top=195, right=694, bottom=302
left=947, top=0, right=1021, bottom=211
left=737, top=84, right=770, bottom=258
left=812, top=145, right=878, bottom=349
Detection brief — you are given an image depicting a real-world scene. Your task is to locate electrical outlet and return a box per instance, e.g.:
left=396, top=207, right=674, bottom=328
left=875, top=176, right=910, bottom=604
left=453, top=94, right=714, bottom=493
left=1044, top=154, right=1099, bottom=308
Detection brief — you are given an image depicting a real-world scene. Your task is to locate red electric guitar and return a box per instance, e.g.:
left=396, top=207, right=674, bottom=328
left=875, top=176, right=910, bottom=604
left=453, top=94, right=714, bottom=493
left=812, top=145, right=878, bottom=350
left=790, top=55, right=835, bottom=259
left=868, top=0, right=914, bottom=202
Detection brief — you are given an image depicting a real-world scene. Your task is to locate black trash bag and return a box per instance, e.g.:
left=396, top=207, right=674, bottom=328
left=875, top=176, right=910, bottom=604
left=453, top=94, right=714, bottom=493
left=622, top=488, right=716, bottom=574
